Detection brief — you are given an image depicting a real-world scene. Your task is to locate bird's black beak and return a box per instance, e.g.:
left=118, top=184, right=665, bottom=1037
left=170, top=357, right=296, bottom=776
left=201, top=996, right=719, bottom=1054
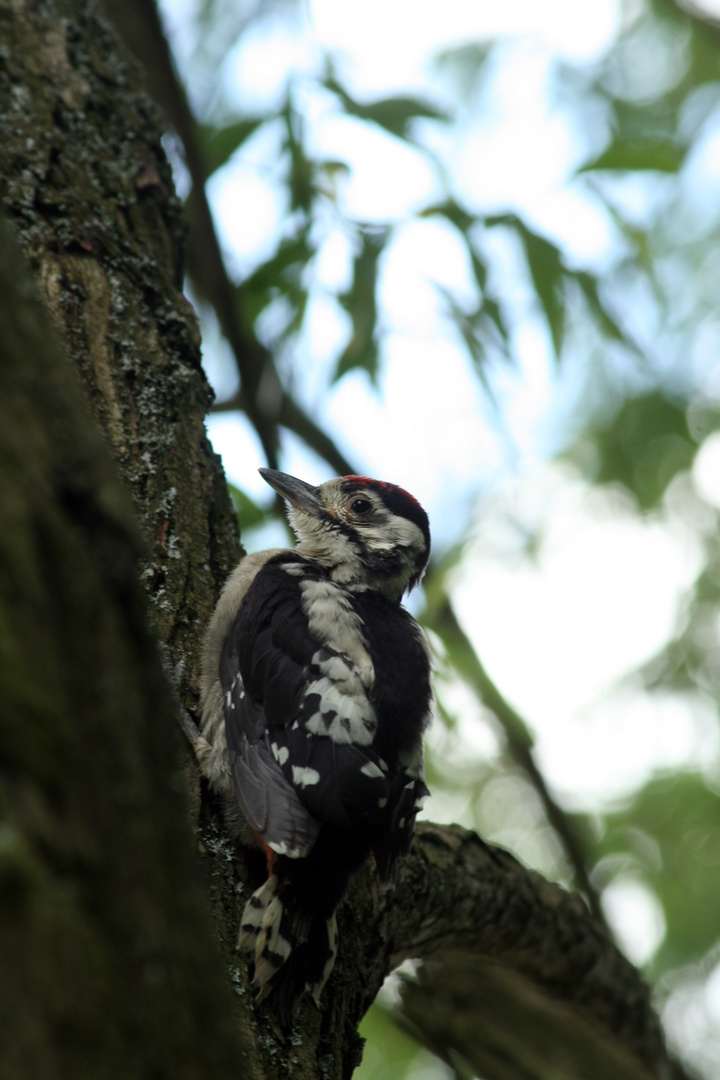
left=259, top=468, right=325, bottom=519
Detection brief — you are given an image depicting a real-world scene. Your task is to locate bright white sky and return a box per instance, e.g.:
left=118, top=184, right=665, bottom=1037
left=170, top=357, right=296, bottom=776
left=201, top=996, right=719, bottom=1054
left=162, top=0, right=720, bottom=1055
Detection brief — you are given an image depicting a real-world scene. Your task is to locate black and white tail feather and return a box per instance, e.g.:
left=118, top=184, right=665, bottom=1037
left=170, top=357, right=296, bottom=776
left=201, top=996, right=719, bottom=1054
left=197, top=469, right=432, bottom=1030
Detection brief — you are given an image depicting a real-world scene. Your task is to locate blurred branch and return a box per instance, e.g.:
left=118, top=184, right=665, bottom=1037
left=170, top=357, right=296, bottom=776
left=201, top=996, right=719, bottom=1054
left=102, top=0, right=353, bottom=476
left=424, top=584, right=609, bottom=932
left=384, top=824, right=682, bottom=1080
left=212, top=389, right=355, bottom=475
left=398, top=954, right=662, bottom=1080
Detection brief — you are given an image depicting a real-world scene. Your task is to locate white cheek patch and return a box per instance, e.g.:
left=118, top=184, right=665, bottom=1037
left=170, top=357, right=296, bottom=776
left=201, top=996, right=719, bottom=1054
left=362, top=516, right=425, bottom=555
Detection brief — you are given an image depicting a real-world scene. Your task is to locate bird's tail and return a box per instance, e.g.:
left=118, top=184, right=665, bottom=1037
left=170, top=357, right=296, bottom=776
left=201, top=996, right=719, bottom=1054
left=238, top=876, right=338, bottom=1030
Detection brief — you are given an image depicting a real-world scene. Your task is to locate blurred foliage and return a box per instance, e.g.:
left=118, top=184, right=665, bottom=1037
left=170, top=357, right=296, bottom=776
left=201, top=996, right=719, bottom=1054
left=573, top=391, right=708, bottom=510
left=358, top=999, right=453, bottom=1080
left=592, top=770, right=720, bottom=975
left=227, top=482, right=265, bottom=531
left=155, top=0, right=720, bottom=1077
left=336, top=228, right=384, bottom=381
left=198, top=117, right=264, bottom=176
left=324, top=72, right=449, bottom=139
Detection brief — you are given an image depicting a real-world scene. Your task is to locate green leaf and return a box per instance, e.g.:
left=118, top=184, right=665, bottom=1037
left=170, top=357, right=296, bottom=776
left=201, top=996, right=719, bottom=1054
left=281, top=288, right=309, bottom=342
left=238, top=234, right=312, bottom=326
left=587, top=391, right=696, bottom=509
left=595, top=771, right=720, bottom=974
left=487, top=216, right=565, bottom=360
left=421, top=199, right=475, bottom=234
left=325, top=76, right=448, bottom=139
left=521, top=231, right=564, bottom=359
left=432, top=284, right=508, bottom=387
left=421, top=210, right=508, bottom=352
left=478, top=296, right=502, bottom=337
left=579, top=138, right=685, bottom=174
left=198, top=119, right=264, bottom=176
left=335, top=337, right=379, bottom=384
left=227, top=483, right=266, bottom=532
left=335, top=232, right=384, bottom=382
left=318, top=159, right=351, bottom=181
left=434, top=41, right=493, bottom=99
left=282, top=101, right=316, bottom=214
left=575, top=272, right=631, bottom=347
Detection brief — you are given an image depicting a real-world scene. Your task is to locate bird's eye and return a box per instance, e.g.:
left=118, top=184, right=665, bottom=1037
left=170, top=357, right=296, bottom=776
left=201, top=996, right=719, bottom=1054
left=350, top=497, right=372, bottom=515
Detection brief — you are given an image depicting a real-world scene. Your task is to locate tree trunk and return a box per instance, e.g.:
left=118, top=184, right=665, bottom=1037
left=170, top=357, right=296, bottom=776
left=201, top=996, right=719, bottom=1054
left=0, top=3, right=679, bottom=1079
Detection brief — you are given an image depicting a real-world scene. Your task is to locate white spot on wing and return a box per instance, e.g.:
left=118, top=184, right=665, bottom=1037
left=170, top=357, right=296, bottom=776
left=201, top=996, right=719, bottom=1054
left=271, top=743, right=289, bottom=766
left=267, top=838, right=310, bottom=858
left=229, top=672, right=245, bottom=702
left=361, top=760, right=385, bottom=779
left=292, top=765, right=321, bottom=787
left=280, top=562, right=306, bottom=576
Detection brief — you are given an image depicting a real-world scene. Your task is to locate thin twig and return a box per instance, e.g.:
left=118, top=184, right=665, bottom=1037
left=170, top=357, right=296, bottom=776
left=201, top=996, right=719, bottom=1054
left=213, top=390, right=355, bottom=477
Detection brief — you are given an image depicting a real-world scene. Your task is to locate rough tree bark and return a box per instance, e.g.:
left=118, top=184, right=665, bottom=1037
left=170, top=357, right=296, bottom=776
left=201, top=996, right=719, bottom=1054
left=0, top=3, right=679, bottom=1079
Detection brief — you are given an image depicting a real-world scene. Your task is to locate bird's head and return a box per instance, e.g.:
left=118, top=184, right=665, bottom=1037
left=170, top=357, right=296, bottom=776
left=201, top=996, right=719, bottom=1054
left=260, top=468, right=430, bottom=602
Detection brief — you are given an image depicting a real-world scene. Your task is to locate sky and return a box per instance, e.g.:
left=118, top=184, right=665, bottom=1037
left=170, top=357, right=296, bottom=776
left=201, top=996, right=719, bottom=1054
left=160, top=0, right=720, bottom=1071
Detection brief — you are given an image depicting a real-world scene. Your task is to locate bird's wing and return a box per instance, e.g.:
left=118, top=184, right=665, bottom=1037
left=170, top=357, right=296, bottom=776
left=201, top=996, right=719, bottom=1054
left=220, top=558, right=413, bottom=851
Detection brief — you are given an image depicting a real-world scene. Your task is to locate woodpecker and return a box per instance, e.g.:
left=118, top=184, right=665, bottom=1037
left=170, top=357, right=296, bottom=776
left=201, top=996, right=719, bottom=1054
left=198, top=468, right=432, bottom=1029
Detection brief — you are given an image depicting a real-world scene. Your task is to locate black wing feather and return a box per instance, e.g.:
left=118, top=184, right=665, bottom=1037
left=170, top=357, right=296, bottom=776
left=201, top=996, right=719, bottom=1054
left=220, top=555, right=430, bottom=864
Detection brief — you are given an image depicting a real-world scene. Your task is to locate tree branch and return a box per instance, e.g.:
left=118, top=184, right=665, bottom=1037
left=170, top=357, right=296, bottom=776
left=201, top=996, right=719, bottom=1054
left=399, top=955, right=660, bottom=1080
left=388, top=825, right=666, bottom=1070
left=191, top=816, right=678, bottom=1080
